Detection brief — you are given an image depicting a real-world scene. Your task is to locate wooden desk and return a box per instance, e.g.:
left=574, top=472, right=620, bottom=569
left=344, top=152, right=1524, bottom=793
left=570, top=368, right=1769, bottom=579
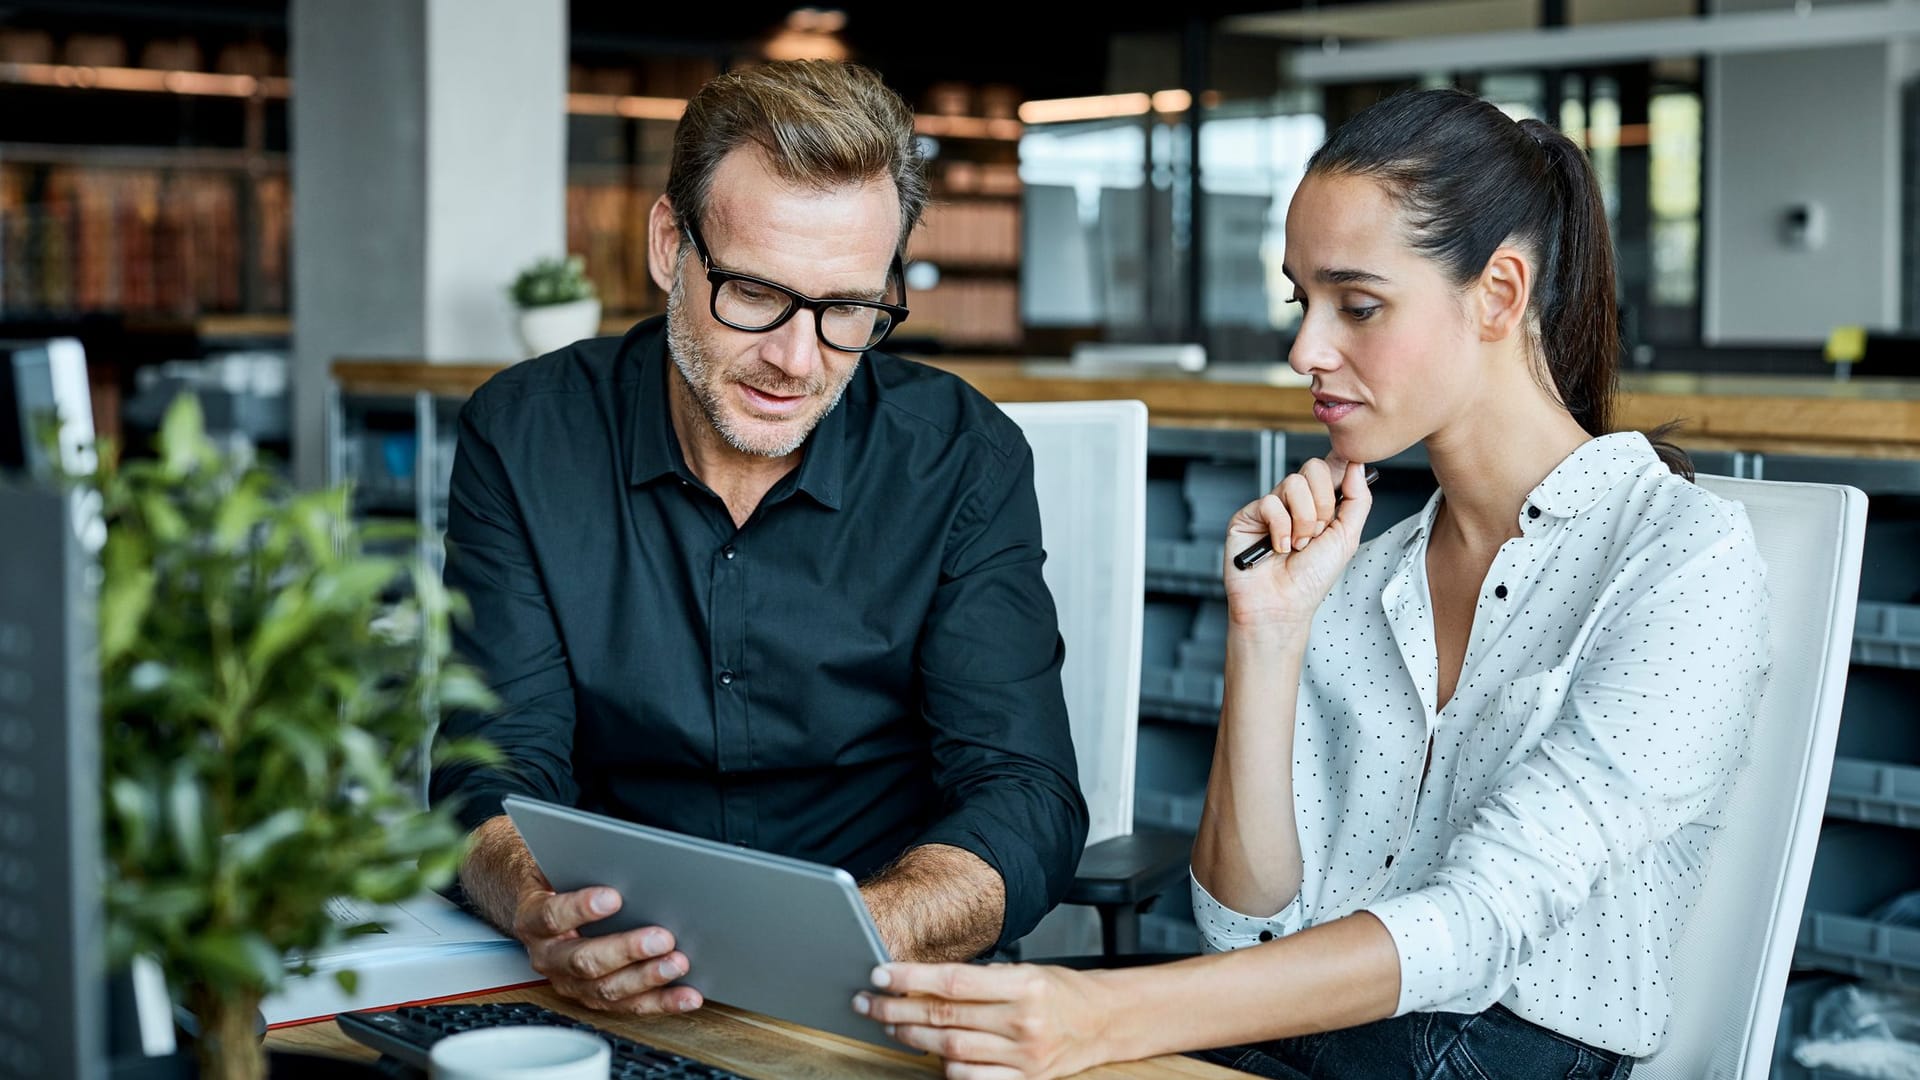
left=265, top=984, right=1238, bottom=1079
left=331, top=356, right=1920, bottom=461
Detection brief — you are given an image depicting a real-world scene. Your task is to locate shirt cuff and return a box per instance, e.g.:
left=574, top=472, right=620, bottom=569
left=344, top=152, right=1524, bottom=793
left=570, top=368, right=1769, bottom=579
left=1189, top=870, right=1304, bottom=953
left=1363, top=891, right=1458, bottom=1016
left=438, top=783, right=520, bottom=835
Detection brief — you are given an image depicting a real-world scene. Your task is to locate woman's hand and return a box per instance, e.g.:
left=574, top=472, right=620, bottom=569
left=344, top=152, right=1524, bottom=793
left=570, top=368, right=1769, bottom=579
left=1222, top=456, right=1373, bottom=632
left=854, top=962, right=1117, bottom=1080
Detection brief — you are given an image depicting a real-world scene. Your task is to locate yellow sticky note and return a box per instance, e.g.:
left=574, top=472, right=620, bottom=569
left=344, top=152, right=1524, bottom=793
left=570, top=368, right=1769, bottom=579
left=1826, top=325, right=1867, bottom=363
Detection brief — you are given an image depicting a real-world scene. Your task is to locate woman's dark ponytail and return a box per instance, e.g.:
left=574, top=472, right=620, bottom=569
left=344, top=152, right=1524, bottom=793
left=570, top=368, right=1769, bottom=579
left=1309, top=92, right=1693, bottom=479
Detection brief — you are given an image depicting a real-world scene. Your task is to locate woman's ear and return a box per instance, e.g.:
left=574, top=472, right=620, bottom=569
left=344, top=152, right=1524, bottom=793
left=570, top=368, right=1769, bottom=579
left=647, top=196, right=682, bottom=295
left=1474, top=245, right=1533, bottom=343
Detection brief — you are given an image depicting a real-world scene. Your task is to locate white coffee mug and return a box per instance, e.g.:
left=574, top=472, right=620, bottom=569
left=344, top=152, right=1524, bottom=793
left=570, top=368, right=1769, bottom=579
left=428, top=1026, right=611, bottom=1080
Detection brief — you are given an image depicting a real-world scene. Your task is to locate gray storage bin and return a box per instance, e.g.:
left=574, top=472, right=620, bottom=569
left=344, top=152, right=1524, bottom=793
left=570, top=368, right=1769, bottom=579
left=1800, top=915, right=1920, bottom=988
left=1828, top=757, right=1920, bottom=828
left=1140, top=666, right=1223, bottom=725
left=1177, top=637, right=1227, bottom=672
left=1135, top=724, right=1211, bottom=799
left=1175, top=603, right=1230, bottom=678
left=1145, top=538, right=1224, bottom=598
left=1184, top=461, right=1258, bottom=542
left=1853, top=603, right=1920, bottom=670
left=1796, top=826, right=1920, bottom=987
left=1142, top=601, right=1194, bottom=669
left=1135, top=788, right=1206, bottom=832
left=1147, top=476, right=1189, bottom=541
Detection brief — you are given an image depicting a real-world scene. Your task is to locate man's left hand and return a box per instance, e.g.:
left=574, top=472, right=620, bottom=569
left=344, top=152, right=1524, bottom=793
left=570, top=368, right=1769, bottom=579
left=853, top=961, right=1114, bottom=1080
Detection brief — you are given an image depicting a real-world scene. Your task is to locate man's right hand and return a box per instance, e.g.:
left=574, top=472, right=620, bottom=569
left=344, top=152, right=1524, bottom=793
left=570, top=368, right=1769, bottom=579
left=512, top=886, right=704, bottom=1015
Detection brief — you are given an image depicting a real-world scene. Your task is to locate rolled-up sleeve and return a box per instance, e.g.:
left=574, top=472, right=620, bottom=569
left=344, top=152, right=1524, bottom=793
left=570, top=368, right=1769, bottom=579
left=910, top=435, right=1089, bottom=950
left=1192, top=870, right=1305, bottom=952
left=429, top=396, right=582, bottom=833
left=1365, top=516, right=1769, bottom=1016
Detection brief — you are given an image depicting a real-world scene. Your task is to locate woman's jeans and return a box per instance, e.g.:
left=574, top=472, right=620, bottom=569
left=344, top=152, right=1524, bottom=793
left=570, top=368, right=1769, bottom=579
left=1189, top=1004, right=1634, bottom=1080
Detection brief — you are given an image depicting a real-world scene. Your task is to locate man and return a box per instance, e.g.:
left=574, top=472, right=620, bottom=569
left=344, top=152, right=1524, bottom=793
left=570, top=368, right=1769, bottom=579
left=429, top=59, right=1088, bottom=1018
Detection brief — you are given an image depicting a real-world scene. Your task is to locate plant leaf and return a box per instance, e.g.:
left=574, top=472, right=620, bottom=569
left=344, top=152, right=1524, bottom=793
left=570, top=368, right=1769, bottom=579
left=158, top=394, right=207, bottom=478
left=165, top=766, right=210, bottom=874
left=225, top=807, right=307, bottom=868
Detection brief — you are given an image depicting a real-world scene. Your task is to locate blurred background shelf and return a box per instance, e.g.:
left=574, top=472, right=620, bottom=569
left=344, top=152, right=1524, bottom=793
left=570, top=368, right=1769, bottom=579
left=1827, top=758, right=1920, bottom=828
left=1852, top=602, right=1920, bottom=669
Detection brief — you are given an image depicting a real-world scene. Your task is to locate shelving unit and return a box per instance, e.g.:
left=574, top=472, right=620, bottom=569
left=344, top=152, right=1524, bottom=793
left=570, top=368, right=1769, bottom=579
left=324, top=383, right=458, bottom=576
left=1769, top=457, right=1920, bottom=1076
left=1, top=52, right=1032, bottom=356
left=904, top=147, right=1023, bottom=352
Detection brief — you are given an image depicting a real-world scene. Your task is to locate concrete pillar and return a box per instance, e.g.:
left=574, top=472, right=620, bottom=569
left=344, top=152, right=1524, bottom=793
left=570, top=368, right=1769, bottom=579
left=290, top=0, right=565, bottom=486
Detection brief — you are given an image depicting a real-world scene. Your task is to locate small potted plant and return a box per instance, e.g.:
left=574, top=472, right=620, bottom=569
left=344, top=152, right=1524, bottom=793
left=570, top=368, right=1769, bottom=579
left=509, top=254, right=602, bottom=357
left=86, top=396, right=497, bottom=1080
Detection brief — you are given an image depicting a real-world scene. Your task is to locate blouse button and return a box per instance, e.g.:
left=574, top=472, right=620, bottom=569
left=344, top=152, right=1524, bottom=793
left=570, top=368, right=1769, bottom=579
left=1257, top=930, right=1274, bottom=943
left=1495, top=584, right=1509, bottom=599
left=1527, top=505, right=1542, bottom=520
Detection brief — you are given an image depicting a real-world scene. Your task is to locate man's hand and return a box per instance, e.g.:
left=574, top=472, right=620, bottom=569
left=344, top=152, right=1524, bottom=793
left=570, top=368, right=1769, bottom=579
left=458, top=815, right=700, bottom=1015
left=512, top=886, right=703, bottom=1016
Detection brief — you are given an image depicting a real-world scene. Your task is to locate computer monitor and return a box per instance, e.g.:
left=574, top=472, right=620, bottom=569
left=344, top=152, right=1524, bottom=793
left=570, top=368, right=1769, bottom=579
left=0, top=338, right=95, bottom=480
left=0, top=484, right=103, bottom=1080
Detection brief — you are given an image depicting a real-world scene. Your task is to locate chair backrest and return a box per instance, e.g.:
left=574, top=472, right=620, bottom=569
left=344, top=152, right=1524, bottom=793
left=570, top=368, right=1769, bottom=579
left=1637, top=476, right=1866, bottom=1080
left=997, top=400, right=1147, bottom=847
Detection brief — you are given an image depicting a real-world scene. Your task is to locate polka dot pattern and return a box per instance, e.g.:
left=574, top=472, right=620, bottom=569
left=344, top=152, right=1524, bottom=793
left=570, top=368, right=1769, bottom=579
left=1190, top=432, right=1770, bottom=1058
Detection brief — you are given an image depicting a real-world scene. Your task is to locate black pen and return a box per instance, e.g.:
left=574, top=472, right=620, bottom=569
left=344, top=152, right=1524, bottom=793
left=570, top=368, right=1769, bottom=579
left=1232, top=466, right=1381, bottom=571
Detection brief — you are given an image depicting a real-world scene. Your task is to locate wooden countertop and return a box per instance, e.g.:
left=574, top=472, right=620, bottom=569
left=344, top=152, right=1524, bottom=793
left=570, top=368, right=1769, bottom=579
left=265, top=984, right=1238, bottom=1079
left=332, top=355, right=1920, bottom=459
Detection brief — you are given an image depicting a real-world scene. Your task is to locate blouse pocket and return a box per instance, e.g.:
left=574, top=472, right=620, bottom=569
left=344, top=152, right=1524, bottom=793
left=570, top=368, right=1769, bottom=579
left=1447, top=663, right=1576, bottom=829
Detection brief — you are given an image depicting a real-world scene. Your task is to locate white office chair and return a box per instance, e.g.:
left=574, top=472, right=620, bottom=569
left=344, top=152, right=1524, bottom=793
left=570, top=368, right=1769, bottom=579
left=1636, top=476, right=1866, bottom=1080
left=997, top=400, right=1187, bottom=957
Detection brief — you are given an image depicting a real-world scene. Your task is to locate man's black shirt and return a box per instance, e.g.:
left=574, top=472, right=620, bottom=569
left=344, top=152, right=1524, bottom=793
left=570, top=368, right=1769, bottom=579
left=429, top=317, right=1088, bottom=947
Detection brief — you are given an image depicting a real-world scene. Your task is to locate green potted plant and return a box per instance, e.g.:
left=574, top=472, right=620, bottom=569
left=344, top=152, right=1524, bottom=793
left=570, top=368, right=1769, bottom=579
left=509, top=253, right=602, bottom=357
left=85, top=396, right=498, bottom=1080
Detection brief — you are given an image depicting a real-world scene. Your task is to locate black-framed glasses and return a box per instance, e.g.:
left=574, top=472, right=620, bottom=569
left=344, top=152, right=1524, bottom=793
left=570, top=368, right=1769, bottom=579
left=683, top=220, right=909, bottom=353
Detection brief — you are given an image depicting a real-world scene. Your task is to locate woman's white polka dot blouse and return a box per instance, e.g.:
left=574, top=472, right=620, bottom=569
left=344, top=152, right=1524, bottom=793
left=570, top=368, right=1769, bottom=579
left=1190, top=431, right=1770, bottom=1057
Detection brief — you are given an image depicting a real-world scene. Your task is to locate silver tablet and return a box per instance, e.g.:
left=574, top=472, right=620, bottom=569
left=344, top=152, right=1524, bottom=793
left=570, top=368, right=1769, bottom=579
left=501, top=795, right=894, bottom=1047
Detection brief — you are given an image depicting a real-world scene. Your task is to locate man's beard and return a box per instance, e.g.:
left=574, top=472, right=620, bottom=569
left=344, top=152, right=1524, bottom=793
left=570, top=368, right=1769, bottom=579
left=665, top=285, right=855, bottom=459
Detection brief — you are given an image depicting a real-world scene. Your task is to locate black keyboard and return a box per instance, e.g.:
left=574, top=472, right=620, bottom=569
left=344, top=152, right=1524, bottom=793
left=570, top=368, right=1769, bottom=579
left=339, top=1001, right=751, bottom=1079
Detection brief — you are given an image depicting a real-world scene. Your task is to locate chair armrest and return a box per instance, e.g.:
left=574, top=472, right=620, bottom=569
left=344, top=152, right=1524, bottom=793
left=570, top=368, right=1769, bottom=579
left=1065, top=828, right=1193, bottom=908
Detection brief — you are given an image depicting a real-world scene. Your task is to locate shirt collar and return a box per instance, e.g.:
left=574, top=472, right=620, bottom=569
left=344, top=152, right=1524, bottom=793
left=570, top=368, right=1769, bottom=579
left=1523, top=431, right=1659, bottom=520
left=1397, top=430, right=1657, bottom=551
left=621, top=316, right=849, bottom=511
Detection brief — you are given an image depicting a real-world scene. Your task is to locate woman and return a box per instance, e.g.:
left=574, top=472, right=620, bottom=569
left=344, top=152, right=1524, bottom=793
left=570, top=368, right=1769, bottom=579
left=849, top=89, right=1769, bottom=1080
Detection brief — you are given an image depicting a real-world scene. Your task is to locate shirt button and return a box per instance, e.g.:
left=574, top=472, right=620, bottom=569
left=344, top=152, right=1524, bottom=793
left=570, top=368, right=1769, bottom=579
left=718, top=670, right=735, bottom=686
left=1257, top=930, right=1274, bottom=943
left=722, top=545, right=736, bottom=560
left=1494, top=584, right=1509, bottom=599
left=1527, top=505, right=1541, bottom=520
left=1384, top=854, right=1395, bottom=869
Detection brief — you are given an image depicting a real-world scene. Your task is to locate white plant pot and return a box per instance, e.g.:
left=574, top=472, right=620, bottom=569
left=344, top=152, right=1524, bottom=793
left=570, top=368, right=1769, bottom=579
left=516, top=297, right=602, bottom=358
